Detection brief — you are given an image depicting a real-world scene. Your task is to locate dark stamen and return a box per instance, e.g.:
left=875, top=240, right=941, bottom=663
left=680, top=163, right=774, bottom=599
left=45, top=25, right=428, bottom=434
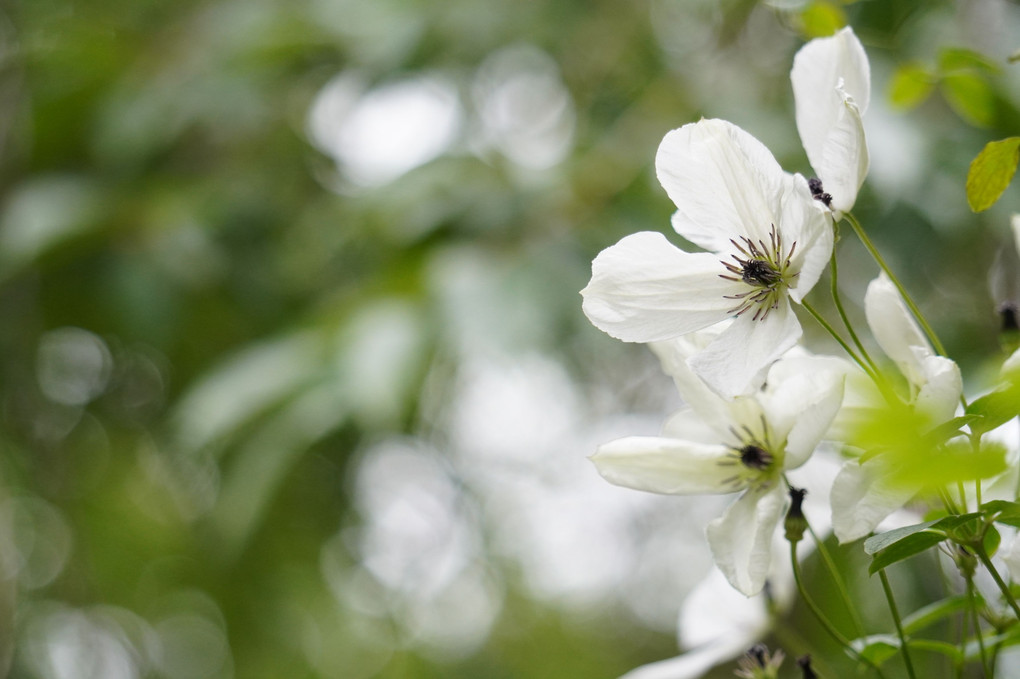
left=739, top=444, right=773, bottom=470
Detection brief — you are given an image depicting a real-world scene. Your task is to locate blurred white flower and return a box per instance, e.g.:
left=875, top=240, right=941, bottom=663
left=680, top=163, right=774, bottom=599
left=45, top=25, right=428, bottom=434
left=791, top=26, right=870, bottom=217
left=830, top=273, right=963, bottom=542
left=581, top=118, right=833, bottom=399
left=590, top=340, right=844, bottom=595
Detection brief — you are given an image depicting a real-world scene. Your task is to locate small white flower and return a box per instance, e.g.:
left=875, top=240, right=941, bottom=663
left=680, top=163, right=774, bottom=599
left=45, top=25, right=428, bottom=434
left=830, top=273, right=963, bottom=542
left=590, top=341, right=845, bottom=595
left=581, top=118, right=833, bottom=399
left=791, top=26, right=871, bottom=216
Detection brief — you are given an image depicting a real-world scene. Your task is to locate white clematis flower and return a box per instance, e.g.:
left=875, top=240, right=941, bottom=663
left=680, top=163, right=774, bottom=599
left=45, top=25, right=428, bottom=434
left=581, top=118, right=833, bottom=399
left=791, top=26, right=870, bottom=217
left=590, top=341, right=845, bottom=595
left=830, top=273, right=963, bottom=542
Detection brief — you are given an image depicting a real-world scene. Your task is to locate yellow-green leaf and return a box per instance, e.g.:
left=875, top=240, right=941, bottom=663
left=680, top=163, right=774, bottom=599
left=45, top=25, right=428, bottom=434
left=938, top=47, right=1000, bottom=74
left=966, top=137, right=1020, bottom=212
left=941, top=72, right=996, bottom=127
left=799, top=1, right=845, bottom=38
left=888, top=62, right=935, bottom=110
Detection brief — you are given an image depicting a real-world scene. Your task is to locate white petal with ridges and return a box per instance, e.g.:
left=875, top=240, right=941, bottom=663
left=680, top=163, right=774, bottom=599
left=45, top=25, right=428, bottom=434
left=688, top=299, right=802, bottom=399
left=777, top=173, right=834, bottom=302
left=707, top=483, right=788, bottom=596
left=792, top=27, right=870, bottom=213
left=657, top=119, right=786, bottom=250
left=830, top=457, right=919, bottom=543
left=865, top=272, right=930, bottom=385
left=915, top=352, right=962, bottom=425
left=763, top=365, right=845, bottom=469
left=590, top=436, right=744, bottom=495
left=581, top=231, right=739, bottom=342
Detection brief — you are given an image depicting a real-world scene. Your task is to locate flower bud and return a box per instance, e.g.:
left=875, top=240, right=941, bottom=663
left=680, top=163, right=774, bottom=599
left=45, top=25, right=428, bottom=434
left=784, top=486, right=808, bottom=545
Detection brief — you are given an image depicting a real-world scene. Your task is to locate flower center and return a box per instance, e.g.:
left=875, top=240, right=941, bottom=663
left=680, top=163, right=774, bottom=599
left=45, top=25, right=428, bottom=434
left=718, top=224, right=797, bottom=321
left=739, top=444, right=773, bottom=470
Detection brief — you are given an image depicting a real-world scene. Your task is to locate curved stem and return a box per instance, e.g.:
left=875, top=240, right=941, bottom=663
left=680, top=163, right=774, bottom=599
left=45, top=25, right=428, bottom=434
left=829, top=250, right=879, bottom=376
left=878, top=569, right=917, bottom=679
left=965, top=573, right=991, bottom=678
left=974, top=546, right=1020, bottom=619
left=843, top=212, right=947, bottom=356
left=801, top=300, right=876, bottom=381
left=790, top=542, right=887, bottom=677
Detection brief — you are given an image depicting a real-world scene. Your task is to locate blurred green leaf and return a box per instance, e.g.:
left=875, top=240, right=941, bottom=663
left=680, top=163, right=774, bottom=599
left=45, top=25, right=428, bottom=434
left=799, top=1, right=846, bottom=38
left=942, top=72, right=996, bottom=127
left=965, top=370, right=1020, bottom=424
left=849, top=634, right=900, bottom=665
left=902, top=595, right=970, bottom=635
left=980, top=500, right=1020, bottom=528
left=866, top=514, right=982, bottom=573
left=888, top=62, right=935, bottom=110
left=938, top=47, right=1001, bottom=74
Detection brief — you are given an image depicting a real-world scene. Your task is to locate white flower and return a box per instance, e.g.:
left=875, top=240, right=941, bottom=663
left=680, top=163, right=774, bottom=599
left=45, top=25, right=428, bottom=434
left=830, top=273, right=963, bottom=542
left=791, top=26, right=870, bottom=216
left=590, top=341, right=845, bottom=595
left=581, top=118, right=833, bottom=399
left=614, top=452, right=842, bottom=679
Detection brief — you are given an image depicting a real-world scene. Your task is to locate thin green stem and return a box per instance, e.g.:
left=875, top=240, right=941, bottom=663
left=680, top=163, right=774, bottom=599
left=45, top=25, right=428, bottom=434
left=966, top=574, right=991, bottom=678
left=829, top=250, right=879, bottom=376
left=790, top=542, right=887, bottom=678
left=878, top=569, right=917, bottom=679
left=801, top=299, right=876, bottom=381
left=808, top=524, right=865, bottom=637
left=842, top=212, right=947, bottom=357
left=975, top=546, right=1020, bottom=619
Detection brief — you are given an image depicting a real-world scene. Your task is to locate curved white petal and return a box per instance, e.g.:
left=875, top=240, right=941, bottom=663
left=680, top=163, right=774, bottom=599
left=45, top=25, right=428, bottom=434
left=590, top=436, right=743, bottom=495
left=818, top=87, right=869, bottom=214
left=865, top=272, right=930, bottom=385
left=830, top=457, right=919, bottom=543
left=778, top=173, right=834, bottom=302
left=618, top=637, right=752, bottom=679
left=762, top=364, right=845, bottom=469
left=657, top=119, right=787, bottom=250
left=915, top=353, right=962, bottom=424
left=581, top=231, right=739, bottom=342
left=1012, top=214, right=1020, bottom=259
left=651, top=334, right=744, bottom=433
left=706, top=483, right=788, bottom=595
left=661, top=407, right=729, bottom=445
left=792, top=27, right=871, bottom=212
left=688, top=300, right=802, bottom=399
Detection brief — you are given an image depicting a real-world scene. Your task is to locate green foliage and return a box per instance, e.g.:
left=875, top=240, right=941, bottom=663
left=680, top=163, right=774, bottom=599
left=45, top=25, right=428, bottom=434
left=888, top=62, right=935, bottom=110
left=966, top=137, right=1020, bottom=212
left=799, top=1, right=846, bottom=38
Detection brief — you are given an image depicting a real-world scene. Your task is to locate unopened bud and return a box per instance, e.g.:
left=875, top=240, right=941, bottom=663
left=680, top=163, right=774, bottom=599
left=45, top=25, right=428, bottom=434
left=784, top=486, right=808, bottom=545
left=797, top=655, right=817, bottom=679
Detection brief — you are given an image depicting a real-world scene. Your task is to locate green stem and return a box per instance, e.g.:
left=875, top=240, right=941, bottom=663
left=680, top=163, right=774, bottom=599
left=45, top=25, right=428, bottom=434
left=878, top=569, right=917, bottom=679
left=829, top=250, right=879, bottom=376
left=842, top=212, right=947, bottom=357
left=966, top=573, right=991, bottom=678
left=801, top=299, right=876, bottom=381
left=808, top=524, right=865, bottom=637
left=975, top=546, right=1020, bottom=619
left=790, top=541, right=887, bottom=678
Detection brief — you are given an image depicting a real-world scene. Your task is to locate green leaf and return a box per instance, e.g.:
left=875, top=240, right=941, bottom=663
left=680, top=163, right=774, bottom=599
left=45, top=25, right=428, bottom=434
left=981, top=500, right=1020, bottom=528
left=984, top=523, right=1002, bottom=557
left=902, top=596, right=970, bottom=635
left=849, top=634, right=900, bottom=665
left=888, top=62, right=935, bottom=110
left=942, top=73, right=996, bottom=128
left=966, top=379, right=1020, bottom=431
left=938, top=47, right=1001, bottom=74
left=865, top=514, right=983, bottom=574
left=799, top=1, right=846, bottom=38
left=907, top=639, right=964, bottom=663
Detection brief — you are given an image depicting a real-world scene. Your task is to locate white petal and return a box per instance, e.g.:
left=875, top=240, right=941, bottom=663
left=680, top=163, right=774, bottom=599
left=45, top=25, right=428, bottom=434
left=651, top=336, right=741, bottom=433
left=661, top=408, right=728, bottom=445
left=706, top=483, right=788, bottom=595
left=688, top=300, right=802, bottom=399
left=1012, top=214, right=1020, bottom=259
left=618, top=639, right=751, bottom=679
left=762, top=363, right=845, bottom=469
left=778, top=173, right=835, bottom=303
left=581, top=231, right=739, bottom=342
left=864, top=272, right=930, bottom=384
left=657, top=119, right=786, bottom=250
left=792, top=27, right=871, bottom=211
left=590, top=436, right=743, bottom=495
left=818, top=86, right=869, bottom=214
left=830, top=457, right=919, bottom=543
left=915, top=353, right=962, bottom=425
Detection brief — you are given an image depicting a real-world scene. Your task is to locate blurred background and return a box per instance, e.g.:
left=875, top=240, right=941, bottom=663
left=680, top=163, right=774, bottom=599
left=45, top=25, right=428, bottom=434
left=1, top=0, right=1019, bottom=677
